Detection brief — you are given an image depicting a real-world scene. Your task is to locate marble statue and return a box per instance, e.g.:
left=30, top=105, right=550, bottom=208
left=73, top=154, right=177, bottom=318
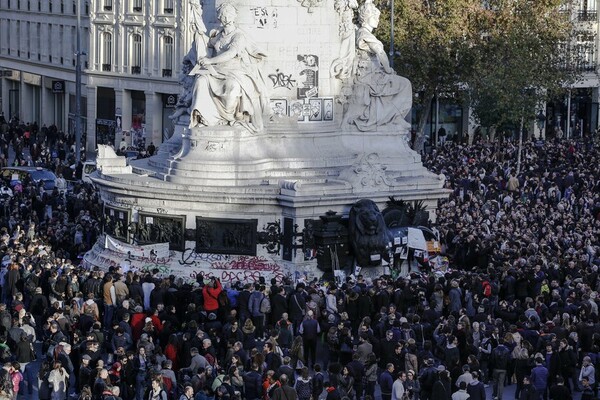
left=188, top=0, right=209, bottom=62
left=169, top=0, right=207, bottom=122
left=342, top=0, right=412, bottom=131
left=168, top=58, right=195, bottom=121
left=188, top=3, right=270, bottom=133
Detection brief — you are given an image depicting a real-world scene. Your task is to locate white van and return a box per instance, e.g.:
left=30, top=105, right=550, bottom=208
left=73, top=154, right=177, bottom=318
left=81, top=161, right=97, bottom=184
left=70, top=161, right=97, bottom=184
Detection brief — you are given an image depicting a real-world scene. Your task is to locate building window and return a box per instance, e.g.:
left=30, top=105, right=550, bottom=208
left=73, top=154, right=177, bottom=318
left=49, top=0, right=52, bottom=12
left=102, top=32, right=112, bottom=71
left=60, top=1, right=63, bottom=12
left=133, top=0, right=142, bottom=12
left=131, top=34, right=142, bottom=74
left=103, top=0, right=111, bottom=11
left=576, top=34, right=596, bottom=71
left=163, top=36, right=173, bottom=77
left=164, top=0, right=173, bottom=13
left=579, top=0, right=597, bottom=21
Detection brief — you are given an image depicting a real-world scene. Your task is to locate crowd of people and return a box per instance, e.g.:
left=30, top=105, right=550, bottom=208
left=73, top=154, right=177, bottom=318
left=0, top=113, right=598, bottom=400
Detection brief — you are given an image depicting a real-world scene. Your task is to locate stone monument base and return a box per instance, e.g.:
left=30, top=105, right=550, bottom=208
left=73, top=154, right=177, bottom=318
left=89, top=122, right=448, bottom=281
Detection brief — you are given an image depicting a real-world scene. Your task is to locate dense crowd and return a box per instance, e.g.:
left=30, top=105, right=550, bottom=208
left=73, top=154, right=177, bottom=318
left=0, top=113, right=599, bottom=400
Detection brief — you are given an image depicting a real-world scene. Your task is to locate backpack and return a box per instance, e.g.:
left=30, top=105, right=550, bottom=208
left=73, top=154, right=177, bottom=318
left=260, top=296, right=271, bottom=314
left=295, top=378, right=312, bottom=399
left=0, top=368, right=12, bottom=397
left=405, top=352, right=418, bottom=373
left=482, top=281, right=492, bottom=297
left=205, top=352, right=216, bottom=367
left=24, top=275, right=37, bottom=295
left=161, top=375, right=174, bottom=400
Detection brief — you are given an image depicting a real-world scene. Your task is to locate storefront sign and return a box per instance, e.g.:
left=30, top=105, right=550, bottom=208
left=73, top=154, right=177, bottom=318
left=52, top=80, right=65, bottom=93
left=164, top=94, right=177, bottom=108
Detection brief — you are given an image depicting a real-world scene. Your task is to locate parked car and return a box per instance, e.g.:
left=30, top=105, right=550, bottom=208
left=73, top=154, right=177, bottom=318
left=0, top=166, right=57, bottom=192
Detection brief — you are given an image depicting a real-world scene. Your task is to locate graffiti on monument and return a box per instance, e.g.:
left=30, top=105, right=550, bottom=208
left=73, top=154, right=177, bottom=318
left=188, top=256, right=288, bottom=284
left=196, top=217, right=258, bottom=256
left=103, top=205, right=130, bottom=241
left=134, top=213, right=186, bottom=251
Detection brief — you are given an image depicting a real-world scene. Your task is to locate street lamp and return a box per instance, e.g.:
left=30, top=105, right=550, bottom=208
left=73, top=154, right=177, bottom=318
left=389, top=0, right=395, bottom=69
left=75, top=0, right=83, bottom=163
left=536, top=110, right=546, bottom=138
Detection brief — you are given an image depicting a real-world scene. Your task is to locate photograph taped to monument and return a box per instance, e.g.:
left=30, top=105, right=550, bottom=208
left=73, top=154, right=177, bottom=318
left=290, top=100, right=305, bottom=121
left=196, top=217, right=258, bottom=256
left=323, top=98, right=334, bottom=121
left=308, top=98, right=323, bottom=121
left=103, top=205, right=130, bottom=241
left=270, top=99, right=288, bottom=118
left=137, top=213, right=186, bottom=251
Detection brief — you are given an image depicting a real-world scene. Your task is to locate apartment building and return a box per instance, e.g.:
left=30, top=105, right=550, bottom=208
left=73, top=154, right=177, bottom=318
left=0, top=0, right=190, bottom=152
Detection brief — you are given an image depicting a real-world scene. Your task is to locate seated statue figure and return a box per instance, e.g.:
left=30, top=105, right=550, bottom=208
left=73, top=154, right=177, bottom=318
left=343, top=0, right=412, bottom=131
left=188, top=3, right=270, bottom=133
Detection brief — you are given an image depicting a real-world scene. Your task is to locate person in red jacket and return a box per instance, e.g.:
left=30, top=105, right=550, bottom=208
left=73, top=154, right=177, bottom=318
left=202, top=277, right=222, bottom=314
left=130, top=306, right=146, bottom=342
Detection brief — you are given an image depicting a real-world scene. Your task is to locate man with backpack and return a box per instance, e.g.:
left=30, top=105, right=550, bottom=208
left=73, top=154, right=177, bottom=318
left=419, top=358, right=438, bottom=400
left=249, top=284, right=267, bottom=340
left=491, top=338, right=511, bottom=400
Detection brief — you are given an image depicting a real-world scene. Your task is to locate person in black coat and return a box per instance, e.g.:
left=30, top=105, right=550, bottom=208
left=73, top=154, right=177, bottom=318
left=237, top=285, right=252, bottom=326
left=288, top=285, right=307, bottom=336
left=519, top=376, right=539, bottom=400
left=431, top=369, right=451, bottom=400
left=78, top=355, right=94, bottom=392
left=549, top=377, right=572, bottom=400
left=270, top=287, right=288, bottom=326
left=243, top=363, right=262, bottom=400
left=29, top=288, right=48, bottom=335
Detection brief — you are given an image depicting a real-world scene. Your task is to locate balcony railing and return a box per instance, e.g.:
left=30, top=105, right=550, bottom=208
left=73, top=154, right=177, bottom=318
left=102, top=64, right=112, bottom=72
left=578, top=10, right=597, bottom=22
left=577, top=63, right=597, bottom=72
left=131, top=66, right=141, bottom=75
left=162, top=69, right=172, bottom=77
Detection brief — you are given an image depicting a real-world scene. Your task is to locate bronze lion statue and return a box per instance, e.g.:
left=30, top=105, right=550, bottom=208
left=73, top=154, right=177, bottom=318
left=348, top=199, right=393, bottom=267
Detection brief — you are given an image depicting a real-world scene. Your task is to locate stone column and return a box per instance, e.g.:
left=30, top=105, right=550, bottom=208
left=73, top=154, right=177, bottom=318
left=40, top=77, right=52, bottom=127
left=19, top=75, right=28, bottom=122
left=0, top=77, right=9, bottom=117
left=115, top=89, right=132, bottom=146
left=145, top=91, right=163, bottom=145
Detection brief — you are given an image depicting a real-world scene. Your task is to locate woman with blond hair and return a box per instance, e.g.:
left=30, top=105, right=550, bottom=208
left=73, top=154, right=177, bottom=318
left=513, top=345, right=531, bottom=398
left=242, top=318, right=257, bottom=350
